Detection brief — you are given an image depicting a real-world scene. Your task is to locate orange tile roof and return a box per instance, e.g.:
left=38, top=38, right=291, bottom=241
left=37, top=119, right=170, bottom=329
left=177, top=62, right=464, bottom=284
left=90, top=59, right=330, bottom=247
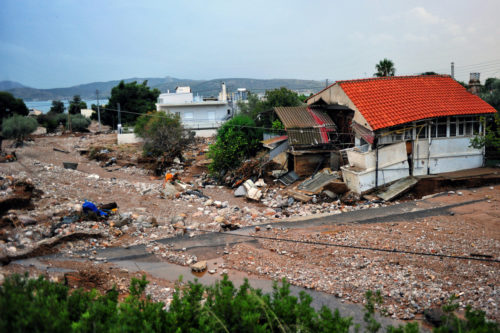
left=337, top=75, right=496, bottom=131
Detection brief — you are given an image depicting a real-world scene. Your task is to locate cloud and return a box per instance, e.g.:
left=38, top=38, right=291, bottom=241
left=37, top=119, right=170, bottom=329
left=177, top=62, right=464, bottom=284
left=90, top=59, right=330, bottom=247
left=409, top=6, right=463, bottom=37
left=410, top=7, right=441, bottom=24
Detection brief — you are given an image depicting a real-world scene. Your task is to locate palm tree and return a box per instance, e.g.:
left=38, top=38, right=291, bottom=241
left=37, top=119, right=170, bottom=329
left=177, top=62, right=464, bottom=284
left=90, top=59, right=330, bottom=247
left=374, top=58, right=396, bottom=77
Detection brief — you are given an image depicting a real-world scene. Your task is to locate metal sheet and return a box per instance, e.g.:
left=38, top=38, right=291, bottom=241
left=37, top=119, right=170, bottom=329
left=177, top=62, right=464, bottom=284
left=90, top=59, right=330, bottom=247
left=297, top=169, right=341, bottom=193
left=269, top=140, right=289, bottom=161
left=274, top=106, right=335, bottom=128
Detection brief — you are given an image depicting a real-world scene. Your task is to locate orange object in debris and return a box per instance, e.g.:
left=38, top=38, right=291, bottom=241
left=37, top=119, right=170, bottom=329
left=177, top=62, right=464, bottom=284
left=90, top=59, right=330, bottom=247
left=165, top=173, right=173, bottom=181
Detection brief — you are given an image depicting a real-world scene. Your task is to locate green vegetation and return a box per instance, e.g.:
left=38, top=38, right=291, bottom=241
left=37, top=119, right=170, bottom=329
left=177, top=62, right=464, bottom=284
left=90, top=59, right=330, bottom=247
left=208, top=115, right=262, bottom=177
left=68, top=95, right=87, bottom=115
left=1, top=273, right=497, bottom=333
left=374, top=59, right=396, bottom=77
left=101, top=80, right=160, bottom=128
left=134, top=111, right=193, bottom=159
left=239, top=87, right=302, bottom=128
left=1, top=114, right=38, bottom=144
left=471, top=78, right=500, bottom=153
left=36, top=113, right=90, bottom=133
left=0, top=91, right=29, bottom=120
left=272, top=119, right=284, bottom=130
left=49, top=100, right=65, bottom=114
left=70, top=114, right=92, bottom=132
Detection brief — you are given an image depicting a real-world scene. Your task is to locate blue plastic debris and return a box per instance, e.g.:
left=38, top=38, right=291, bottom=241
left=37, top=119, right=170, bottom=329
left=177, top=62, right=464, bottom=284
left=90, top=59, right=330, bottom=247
left=82, top=200, right=108, bottom=217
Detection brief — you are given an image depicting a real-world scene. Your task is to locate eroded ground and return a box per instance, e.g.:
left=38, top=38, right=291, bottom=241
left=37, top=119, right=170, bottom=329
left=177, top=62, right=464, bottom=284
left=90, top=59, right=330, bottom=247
left=1, top=132, right=499, bottom=323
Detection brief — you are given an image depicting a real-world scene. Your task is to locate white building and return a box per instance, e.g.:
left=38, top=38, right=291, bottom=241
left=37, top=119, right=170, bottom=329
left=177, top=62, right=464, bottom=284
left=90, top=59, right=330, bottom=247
left=307, top=75, right=497, bottom=194
left=156, top=83, right=232, bottom=131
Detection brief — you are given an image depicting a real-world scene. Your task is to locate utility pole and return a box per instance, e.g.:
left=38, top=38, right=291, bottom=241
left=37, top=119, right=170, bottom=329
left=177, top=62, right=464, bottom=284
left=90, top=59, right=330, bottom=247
left=96, top=89, right=101, bottom=132
left=117, top=103, right=122, bottom=134
left=67, top=101, right=72, bottom=132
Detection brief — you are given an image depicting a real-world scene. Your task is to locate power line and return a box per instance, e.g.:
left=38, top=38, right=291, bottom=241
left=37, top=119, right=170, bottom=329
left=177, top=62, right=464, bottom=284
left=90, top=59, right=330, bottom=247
left=181, top=226, right=500, bottom=263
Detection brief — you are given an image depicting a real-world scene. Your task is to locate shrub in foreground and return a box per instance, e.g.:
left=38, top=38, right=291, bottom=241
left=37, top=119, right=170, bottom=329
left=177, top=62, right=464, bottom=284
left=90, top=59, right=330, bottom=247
left=0, top=273, right=498, bottom=332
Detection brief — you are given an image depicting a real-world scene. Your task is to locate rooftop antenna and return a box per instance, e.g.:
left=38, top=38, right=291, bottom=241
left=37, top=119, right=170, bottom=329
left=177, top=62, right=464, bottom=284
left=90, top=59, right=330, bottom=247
left=451, top=62, right=455, bottom=79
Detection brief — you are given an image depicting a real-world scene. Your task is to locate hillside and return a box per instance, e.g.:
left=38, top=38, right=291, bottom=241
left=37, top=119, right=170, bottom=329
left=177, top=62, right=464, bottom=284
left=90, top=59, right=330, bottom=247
left=0, top=80, right=27, bottom=90
left=3, top=77, right=325, bottom=101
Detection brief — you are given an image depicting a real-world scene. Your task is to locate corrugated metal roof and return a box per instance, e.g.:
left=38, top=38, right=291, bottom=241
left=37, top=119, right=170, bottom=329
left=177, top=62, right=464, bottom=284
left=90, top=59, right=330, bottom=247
left=287, top=129, right=324, bottom=146
left=274, top=106, right=335, bottom=128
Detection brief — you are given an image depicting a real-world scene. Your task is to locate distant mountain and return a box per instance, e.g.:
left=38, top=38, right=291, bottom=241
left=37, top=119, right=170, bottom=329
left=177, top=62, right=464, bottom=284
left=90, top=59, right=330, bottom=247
left=4, top=76, right=325, bottom=101
left=0, top=80, right=27, bottom=90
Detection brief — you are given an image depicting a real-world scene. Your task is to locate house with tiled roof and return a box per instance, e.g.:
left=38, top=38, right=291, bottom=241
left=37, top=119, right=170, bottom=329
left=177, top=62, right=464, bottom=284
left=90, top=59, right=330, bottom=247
left=307, top=75, right=496, bottom=193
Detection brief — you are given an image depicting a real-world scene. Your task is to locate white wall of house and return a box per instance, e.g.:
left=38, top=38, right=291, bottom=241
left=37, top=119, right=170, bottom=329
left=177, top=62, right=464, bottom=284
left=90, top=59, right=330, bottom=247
left=341, top=142, right=410, bottom=193
left=343, top=115, right=486, bottom=193
left=413, top=137, right=483, bottom=175
left=157, top=103, right=230, bottom=129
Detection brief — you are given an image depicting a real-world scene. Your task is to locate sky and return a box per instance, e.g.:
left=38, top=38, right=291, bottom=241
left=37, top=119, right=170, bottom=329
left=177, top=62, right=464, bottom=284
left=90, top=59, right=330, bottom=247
left=1, top=0, right=499, bottom=89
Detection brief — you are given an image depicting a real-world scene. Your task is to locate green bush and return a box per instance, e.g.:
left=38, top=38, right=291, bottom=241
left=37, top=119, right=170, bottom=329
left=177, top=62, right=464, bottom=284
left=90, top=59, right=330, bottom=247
left=36, top=113, right=90, bottom=133
left=208, top=115, right=262, bottom=177
left=1, top=114, right=38, bottom=143
left=36, top=113, right=60, bottom=133
left=134, top=111, right=194, bottom=159
left=70, top=114, right=91, bottom=132
left=1, top=274, right=498, bottom=333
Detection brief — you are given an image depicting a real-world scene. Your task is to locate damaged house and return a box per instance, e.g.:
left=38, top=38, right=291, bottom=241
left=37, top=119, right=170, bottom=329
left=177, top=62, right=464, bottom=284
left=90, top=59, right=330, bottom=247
left=267, top=106, right=351, bottom=177
left=306, top=75, right=497, bottom=194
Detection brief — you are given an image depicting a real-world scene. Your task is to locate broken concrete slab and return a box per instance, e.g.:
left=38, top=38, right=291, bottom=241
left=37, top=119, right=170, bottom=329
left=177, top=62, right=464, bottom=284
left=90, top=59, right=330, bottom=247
left=297, top=168, right=341, bottom=194
left=234, top=185, right=246, bottom=197
left=190, top=260, right=207, bottom=272
left=243, top=180, right=262, bottom=201
left=376, top=176, right=418, bottom=201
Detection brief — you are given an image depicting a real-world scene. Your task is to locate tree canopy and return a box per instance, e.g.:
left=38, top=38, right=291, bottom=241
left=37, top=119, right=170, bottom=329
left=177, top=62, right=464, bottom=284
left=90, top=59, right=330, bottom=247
left=101, top=80, right=160, bottom=128
left=208, top=115, right=262, bottom=177
left=1, top=114, right=38, bottom=143
left=374, top=58, right=396, bottom=77
left=0, top=91, right=29, bottom=120
left=49, top=100, right=65, bottom=114
left=239, top=87, right=302, bottom=128
left=68, top=95, right=87, bottom=115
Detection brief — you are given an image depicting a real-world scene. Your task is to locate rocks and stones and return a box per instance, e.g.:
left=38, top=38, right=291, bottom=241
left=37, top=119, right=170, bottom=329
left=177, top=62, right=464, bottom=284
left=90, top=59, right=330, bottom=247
left=114, top=212, right=133, bottom=227
left=234, top=185, right=247, bottom=197
left=190, top=260, right=207, bottom=272
left=254, top=179, right=266, bottom=187
left=170, top=215, right=185, bottom=224
left=17, top=215, right=37, bottom=226
left=341, top=191, right=361, bottom=204
left=322, top=190, right=337, bottom=200
left=162, top=183, right=179, bottom=198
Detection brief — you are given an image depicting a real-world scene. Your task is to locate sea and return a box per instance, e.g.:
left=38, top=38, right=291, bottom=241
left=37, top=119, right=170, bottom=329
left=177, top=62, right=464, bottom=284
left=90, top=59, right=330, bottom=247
left=25, top=99, right=109, bottom=113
